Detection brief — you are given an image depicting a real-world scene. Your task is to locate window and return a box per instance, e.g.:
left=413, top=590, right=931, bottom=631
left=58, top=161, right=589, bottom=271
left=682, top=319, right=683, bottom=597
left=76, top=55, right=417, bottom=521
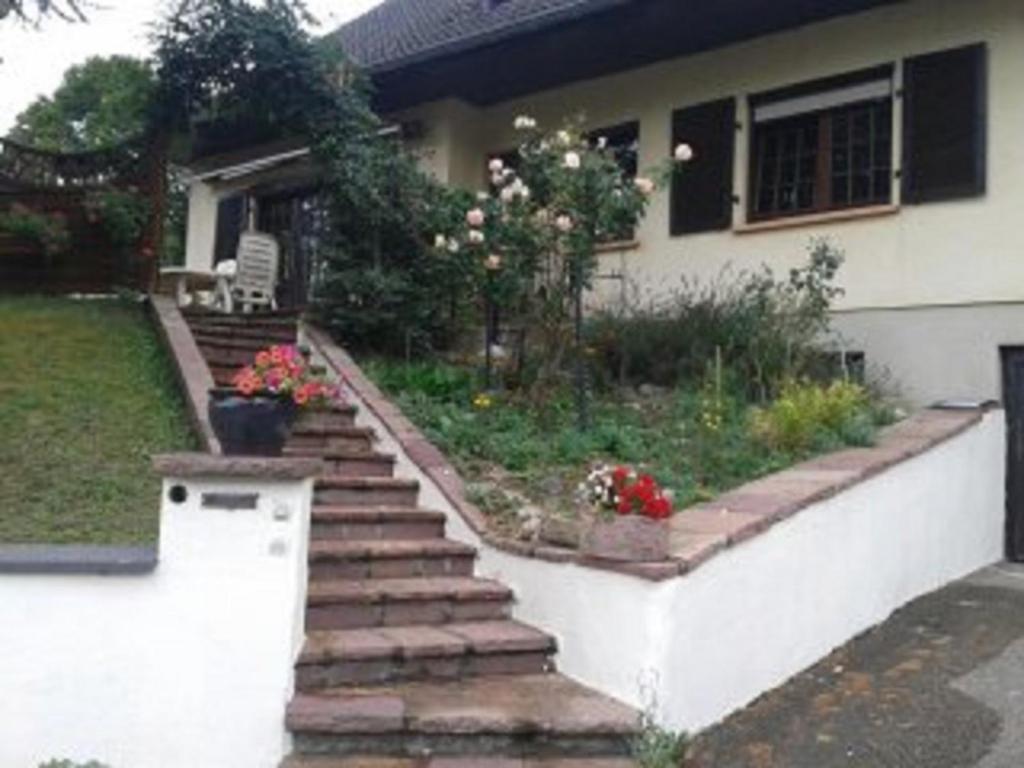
left=749, top=69, right=894, bottom=221
left=589, top=121, right=640, bottom=242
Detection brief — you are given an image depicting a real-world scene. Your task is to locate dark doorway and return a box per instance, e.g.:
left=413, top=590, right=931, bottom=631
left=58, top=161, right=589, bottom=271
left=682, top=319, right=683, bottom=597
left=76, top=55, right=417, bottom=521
left=256, top=188, right=327, bottom=309
left=1001, top=347, right=1024, bottom=560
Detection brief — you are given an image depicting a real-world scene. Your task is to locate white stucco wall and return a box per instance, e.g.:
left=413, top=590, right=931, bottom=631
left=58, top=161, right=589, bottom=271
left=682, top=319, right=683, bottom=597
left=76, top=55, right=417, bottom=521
left=0, top=474, right=312, bottom=768
left=328, top=333, right=1006, bottom=734
left=184, top=179, right=220, bottom=272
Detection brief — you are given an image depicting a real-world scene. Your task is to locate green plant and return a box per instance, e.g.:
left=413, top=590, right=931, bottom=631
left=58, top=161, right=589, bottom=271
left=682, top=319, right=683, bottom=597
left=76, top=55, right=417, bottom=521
left=85, top=189, right=151, bottom=249
left=750, top=378, right=875, bottom=454
left=0, top=203, right=71, bottom=256
left=632, top=676, right=689, bottom=768
left=587, top=241, right=846, bottom=399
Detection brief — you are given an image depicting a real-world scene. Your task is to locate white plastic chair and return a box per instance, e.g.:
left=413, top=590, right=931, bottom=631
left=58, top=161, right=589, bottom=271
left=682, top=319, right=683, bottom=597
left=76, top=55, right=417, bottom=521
left=221, top=232, right=280, bottom=313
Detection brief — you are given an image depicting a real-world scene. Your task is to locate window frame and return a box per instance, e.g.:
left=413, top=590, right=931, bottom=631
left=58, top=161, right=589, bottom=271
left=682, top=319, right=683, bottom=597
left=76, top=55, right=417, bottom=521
left=746, top=65, right=896, bottom=224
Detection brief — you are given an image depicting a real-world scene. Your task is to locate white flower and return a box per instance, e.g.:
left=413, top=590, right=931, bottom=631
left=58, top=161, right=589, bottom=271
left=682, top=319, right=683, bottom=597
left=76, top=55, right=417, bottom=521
left=488, top=158, right=504, bottom=173
left=434, top=234, right=447, bottom=249
left=467, top=229, right=486, bottom=244
left=563, top=151, right=581, bottom=170
left=514, top=115, right=537, bottom=131
left=555, top=214, right=574, bottom=233
left=484, top=254, right=503, bottom=271
left=491, top=172, right=506, bottom=187
left=674, top=143, right=695, bottom=163
left=596, top=136, right=608, bottom=150
left=535, top=208, right=551, bottom=224
left=634, top=177, right=655, bottom=195
left=557, top=130, right=572, bottom=146
left=447, top=239, right=461, bottom=254
left=466, top=208, right=486, bottom=227
left=500, top=186, right=516, bottom=203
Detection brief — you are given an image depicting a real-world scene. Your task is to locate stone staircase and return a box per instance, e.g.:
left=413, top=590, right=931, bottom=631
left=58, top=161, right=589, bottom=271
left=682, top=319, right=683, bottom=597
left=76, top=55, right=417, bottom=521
left=183, top=311, right=639, bottom=767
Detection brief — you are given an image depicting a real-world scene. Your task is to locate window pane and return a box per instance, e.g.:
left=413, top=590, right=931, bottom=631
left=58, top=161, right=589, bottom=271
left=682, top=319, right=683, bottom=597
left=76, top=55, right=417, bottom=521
left=751, top=113, right=819, bottom=217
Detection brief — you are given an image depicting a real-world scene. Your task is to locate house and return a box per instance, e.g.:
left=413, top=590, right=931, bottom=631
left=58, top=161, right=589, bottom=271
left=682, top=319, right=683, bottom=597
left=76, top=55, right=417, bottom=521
left=183, top=0, right=1024, bottom=407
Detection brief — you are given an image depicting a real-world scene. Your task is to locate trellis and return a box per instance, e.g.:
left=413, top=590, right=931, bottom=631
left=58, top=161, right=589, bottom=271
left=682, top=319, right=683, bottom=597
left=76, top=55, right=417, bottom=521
left=0, top=136, right=164, bottom=293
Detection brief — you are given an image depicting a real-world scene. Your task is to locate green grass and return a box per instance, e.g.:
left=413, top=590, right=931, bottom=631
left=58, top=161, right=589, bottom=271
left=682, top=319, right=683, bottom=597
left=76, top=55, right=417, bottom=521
left=0, top=297, right=196, bottom=545
left=363, top=360, right=886, bottom=529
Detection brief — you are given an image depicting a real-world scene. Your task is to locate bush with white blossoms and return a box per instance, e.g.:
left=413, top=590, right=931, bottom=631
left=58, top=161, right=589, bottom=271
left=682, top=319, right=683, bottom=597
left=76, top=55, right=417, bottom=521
left=434, top=115, right=692, bottom=397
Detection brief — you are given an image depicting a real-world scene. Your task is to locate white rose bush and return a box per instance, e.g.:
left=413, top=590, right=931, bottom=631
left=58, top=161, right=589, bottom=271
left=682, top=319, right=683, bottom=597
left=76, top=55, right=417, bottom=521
left=434, top=116, right=692, bottom=423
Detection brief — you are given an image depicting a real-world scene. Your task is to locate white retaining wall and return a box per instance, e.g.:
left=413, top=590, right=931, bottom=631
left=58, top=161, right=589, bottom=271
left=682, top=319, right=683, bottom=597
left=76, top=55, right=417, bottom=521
left=0, top=473, right=313, bottom=768
left=338, top=357, right=1006, bottom=734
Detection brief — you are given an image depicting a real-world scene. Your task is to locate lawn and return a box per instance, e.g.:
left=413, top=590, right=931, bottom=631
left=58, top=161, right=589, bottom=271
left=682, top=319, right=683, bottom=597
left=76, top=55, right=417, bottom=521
left=0, top=297, right=195, bottom=545
left=364, top=358, right=892, bottom=542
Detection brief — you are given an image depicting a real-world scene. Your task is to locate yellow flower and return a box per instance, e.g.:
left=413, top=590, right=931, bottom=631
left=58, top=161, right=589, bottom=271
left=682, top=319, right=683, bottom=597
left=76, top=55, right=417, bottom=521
left=473, top=393, right=494, bottom=410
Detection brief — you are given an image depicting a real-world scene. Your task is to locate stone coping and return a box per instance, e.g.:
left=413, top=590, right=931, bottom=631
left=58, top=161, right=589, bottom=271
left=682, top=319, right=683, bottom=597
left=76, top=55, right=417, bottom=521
left=0, top=545, right=157, bottom=576
left=153, top=453, right=324, bottom=480
left=149, top=295, right=221, bottom=454
left=304, top=324, right=990, bottom=582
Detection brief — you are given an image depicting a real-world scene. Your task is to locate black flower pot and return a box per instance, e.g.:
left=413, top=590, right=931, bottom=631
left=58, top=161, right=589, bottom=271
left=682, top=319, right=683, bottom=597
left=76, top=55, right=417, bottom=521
left=208, top=389, right=298, bottom=457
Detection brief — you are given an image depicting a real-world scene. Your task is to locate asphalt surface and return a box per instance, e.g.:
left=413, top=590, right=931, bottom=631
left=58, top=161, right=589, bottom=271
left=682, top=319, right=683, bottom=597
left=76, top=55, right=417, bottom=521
left=688, top=564, right=1024, bottom=768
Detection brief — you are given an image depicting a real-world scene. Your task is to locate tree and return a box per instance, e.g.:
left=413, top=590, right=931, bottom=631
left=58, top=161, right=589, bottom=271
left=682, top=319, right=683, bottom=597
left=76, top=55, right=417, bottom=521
left=0, top=0, right=91, bottom=22
left=9, top=56, right=156, bottom=151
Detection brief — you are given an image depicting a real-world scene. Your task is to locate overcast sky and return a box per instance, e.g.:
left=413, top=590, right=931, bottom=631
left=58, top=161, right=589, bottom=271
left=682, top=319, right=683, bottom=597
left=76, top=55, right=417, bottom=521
left=0, top=0, right=384, bottom=134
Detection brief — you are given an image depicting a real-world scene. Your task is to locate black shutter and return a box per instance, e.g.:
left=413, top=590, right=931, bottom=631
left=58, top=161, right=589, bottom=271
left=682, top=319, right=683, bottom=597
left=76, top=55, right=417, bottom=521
left=902, top=43, right=987, bottom=203
left=670, top=98, right=736, bottom=235
left=213, top=195, right=245, bottom=264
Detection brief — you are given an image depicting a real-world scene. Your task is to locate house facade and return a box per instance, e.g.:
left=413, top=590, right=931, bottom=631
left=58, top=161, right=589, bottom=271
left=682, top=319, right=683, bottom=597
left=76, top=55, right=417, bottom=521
left=184, top=0, right=1024, bottom=406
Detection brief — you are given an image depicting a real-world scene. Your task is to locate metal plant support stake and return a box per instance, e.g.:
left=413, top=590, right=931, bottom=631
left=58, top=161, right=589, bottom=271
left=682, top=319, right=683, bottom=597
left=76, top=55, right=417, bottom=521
left=572, top=253, right=589, bottom=431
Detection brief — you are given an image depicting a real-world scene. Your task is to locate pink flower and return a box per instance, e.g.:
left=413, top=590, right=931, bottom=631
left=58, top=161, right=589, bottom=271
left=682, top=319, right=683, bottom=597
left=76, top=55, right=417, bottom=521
left=488, top=158, right=504, bottom=173
left=466, top=208, right=486, bottom=227
left=484, top=254, right=503, bottom=271
left=634, top=177, right=655, bottom=195
left=555, top=215, right=574, bottom=233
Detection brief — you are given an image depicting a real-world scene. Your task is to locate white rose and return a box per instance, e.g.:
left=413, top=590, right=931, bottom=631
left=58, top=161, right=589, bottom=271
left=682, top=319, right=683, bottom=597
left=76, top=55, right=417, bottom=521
left=557, top=130, right=572, bottom=146
left=491, top=172, right=506, bottom=187
left=500, top=186, right=516, bottom=203
left=447, top=240, right=461, bottom=254
left=596, top=136, right=608, bottom=150
left=467, top=229, right=485, bottom=244
left=466, top=208, right=486, bottom=227
left=488, top=158, right=504, bottom=173
left=434, top=234, right=447, bottom=249
left=555, top=215, right=574, bottom=233
left=563, top=151, right=581, bottom=170
left=634, top=177, right=655, bottom=195
left=674, top=143, right=695, bottom=163
left=484, top=254, right=503, bottom=271
left=514, top=115, right=537, bottom=131
left=477, top=191, right=491, bottom=202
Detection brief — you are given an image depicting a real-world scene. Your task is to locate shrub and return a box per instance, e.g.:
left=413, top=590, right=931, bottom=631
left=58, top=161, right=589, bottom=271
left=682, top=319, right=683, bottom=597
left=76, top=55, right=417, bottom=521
left=84, top=189, right=151, bottom=249
left=749, top=378, right=875, bottom=454
left=587, top=240, right=845, bottom=399
left=0, top=203, right=71, bottom=256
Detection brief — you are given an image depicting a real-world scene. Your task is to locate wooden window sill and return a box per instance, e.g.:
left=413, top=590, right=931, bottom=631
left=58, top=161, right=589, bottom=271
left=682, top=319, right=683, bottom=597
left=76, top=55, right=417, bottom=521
left=736, top=204, right=899, bottom=234
left=595, top=239, right=641, bottom=254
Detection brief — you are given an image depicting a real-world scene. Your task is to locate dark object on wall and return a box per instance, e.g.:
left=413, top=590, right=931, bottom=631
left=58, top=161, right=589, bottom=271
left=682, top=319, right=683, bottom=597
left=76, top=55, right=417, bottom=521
left=207, top=389, right=297, bottom=457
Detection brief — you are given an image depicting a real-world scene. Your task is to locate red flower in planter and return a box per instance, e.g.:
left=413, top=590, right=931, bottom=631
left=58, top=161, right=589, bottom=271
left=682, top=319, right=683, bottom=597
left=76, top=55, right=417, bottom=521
left=582, top=463, right=674, bottom=521
left=230, top=345, right=343, bottom=408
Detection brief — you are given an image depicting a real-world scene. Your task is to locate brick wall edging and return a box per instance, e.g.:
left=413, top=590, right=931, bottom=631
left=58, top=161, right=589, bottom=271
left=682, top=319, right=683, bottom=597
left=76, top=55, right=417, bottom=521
left=303, top=323, right=990, bottom=582
left=149, top=295, right=221, bottom=454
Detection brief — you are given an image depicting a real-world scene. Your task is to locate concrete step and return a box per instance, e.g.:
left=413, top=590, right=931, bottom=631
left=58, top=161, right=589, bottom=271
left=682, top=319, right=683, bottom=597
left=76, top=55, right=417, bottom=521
left=296, top=620, right=555, bottom=689
left=309, top=539, right=477, bottom=580
left=291, top=450, right=394, bottom=478
left=306, top=576, right=512, bottom=630
left=289, top=425, right=376, bottom=454
left=315, top=477, right=420, bottom=508
left=311, top=507, right=446, bottom=541
left=293, top=407, right=360, bottom=431
left=286, top=674, right=638, bottom=758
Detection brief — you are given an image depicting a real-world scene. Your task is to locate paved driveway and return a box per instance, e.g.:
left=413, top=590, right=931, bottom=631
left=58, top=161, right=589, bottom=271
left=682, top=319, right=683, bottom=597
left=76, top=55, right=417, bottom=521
left=689, top=564, right=1024, bottom=768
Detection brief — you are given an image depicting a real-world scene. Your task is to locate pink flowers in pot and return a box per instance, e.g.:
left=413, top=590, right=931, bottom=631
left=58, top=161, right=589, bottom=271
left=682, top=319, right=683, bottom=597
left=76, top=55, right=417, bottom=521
left=231, top=344, right=342, bottom=407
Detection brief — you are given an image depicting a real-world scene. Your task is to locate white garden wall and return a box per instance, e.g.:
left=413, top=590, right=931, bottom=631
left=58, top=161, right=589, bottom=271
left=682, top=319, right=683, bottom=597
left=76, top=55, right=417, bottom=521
left=0, top=463, right=315, bottom=768
left=317, top=328, right=1007, bottom=735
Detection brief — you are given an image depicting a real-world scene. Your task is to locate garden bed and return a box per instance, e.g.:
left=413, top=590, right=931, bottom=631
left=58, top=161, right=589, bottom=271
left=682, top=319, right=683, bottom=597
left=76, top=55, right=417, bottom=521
left=0, top=296, right=195, bottom=545
left=363, top=357, right=898, bottom=549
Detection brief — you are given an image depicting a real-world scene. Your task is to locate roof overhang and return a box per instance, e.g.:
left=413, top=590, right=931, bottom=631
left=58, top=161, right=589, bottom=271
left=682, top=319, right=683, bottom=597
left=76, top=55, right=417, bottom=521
left=366, top=0, right=905, bottom=113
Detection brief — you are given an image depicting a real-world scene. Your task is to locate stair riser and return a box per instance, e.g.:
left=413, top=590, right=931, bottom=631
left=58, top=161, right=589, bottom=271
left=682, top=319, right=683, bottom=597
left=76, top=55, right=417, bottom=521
left=290, top=733, right=633, bottom=760
left=311, top=520, right=444, bottom=541
left=319, top=458, right=394, bottom=478
left=296, top=651, right=553, bottom=689
left=315, top=487, right=419, bottom=507
left=289, top=435, right=375, bottom=453
left=190, top=322, right=297, bottom=338
left=305, top=599, right=509, bottom=630
left=310, top=556, right=476, bottom=581
left=295, top=412, right=358, bottom=430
